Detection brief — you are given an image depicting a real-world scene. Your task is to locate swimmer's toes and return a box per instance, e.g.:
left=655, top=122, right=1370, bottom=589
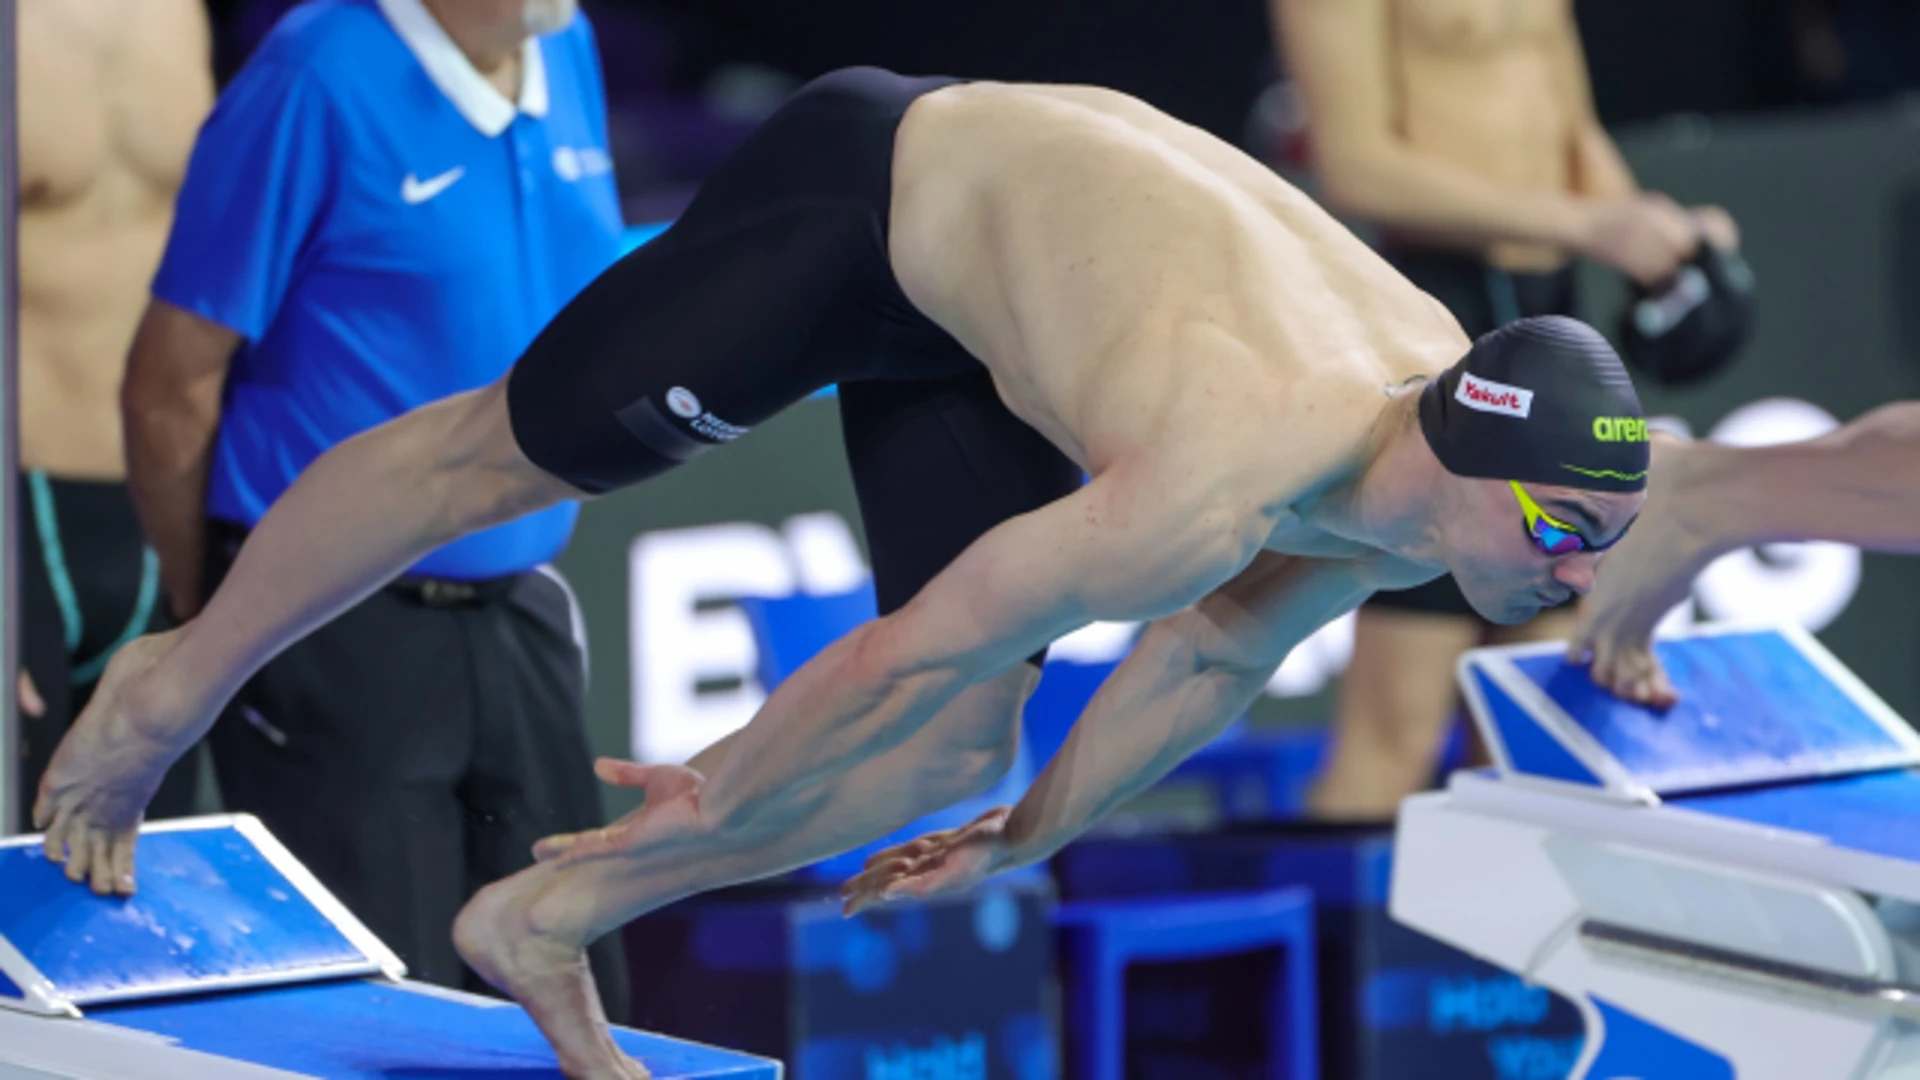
left=454, top=883, right=636, bottom=1080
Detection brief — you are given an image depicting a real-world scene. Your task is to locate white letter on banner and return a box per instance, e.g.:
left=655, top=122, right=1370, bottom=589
left=1267, top=612, right=1358, bottom=698
left=783, top=512, right=871, bottom=595
left=1693, top=398, right=1860, bottom=631
left=628, top=523, right=794, bottom=764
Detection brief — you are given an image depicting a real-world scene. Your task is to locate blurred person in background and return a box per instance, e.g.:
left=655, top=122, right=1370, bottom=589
left=118, top=0, right=629, bottom=1013
left=1274, top=0, right=1743, bottom=820
left=14, top=0, right=215, bottom=829
left=1788, top=0, right=1920, bottom=104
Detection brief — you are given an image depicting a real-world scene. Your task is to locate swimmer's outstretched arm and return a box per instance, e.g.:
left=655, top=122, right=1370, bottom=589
left=841, top=553, right=1377, bottom=910
left=35, top=376, right=577, bottom=892
left=1576, top=402, right=1920, bottom=705
left=998, top=554, right=1376, bottom=863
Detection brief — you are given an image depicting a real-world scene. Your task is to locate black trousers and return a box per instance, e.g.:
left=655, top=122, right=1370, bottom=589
left=203, top=523, right=629, bottom=1022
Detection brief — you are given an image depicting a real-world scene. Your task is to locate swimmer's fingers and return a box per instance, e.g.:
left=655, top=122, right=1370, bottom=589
left=87, top=830, right=119, bottom=896
left=56, top=821, right=104, bottom=889
left=532, top=825, right=624, bottom=863
left=863, top=806, right=1009, bottom=874
left=1635, top=663, right=1679, bottom=711
left=19, top=671, right=45, bottom=719
left=530, top=831, right=579, bottom=862
left=110, top=830, right=139, bottom=896
left=841, top=854, right=927, bottom=915
left=1590, top=640, right=1678, bottom=710
left=591, top=759, right=704, bottom=805
left=534, top=762, right=704, bottom=862
left=860, top=832, right=953, bottom=873
left=1691, top=205, right=1740, bottom=251
left=41, top=803, right=71, bottom=867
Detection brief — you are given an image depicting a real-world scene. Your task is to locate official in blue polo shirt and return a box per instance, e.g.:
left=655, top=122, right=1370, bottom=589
left=121, top=0, right=627, bottom=1014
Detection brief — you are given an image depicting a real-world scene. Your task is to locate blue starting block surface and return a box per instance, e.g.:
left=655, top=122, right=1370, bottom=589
left=1673, top=767, right=1920, bottom=864
left=1459, top=623, right=1920, bottom=799
left=0, top=816, right=401, bottom=1014
left=0, top=816, right=784, bottom=1079
left=90, top=978, right=777, bottom=1080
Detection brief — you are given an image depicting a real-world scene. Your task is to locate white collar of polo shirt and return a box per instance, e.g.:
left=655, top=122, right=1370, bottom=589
left=377, top=0, right=551, bottom=136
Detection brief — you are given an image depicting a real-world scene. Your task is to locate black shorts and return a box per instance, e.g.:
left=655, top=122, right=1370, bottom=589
left=1366, top=245, right=1578, bottom=617
left=507, top=67, right=1084, bottom=630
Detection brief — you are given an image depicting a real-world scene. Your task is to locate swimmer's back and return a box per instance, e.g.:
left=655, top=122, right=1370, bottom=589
left=889, top=80, right=1466, bottom=471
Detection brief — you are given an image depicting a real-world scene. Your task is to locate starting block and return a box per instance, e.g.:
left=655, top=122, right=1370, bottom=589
left=1392, top=621, right=1920, bottom=1079
left=0, top=815, right=782, bottom=1080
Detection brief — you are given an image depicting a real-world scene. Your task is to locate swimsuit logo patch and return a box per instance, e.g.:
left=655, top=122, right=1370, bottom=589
left=666, top=386, right=703, bottom=419
left=1456, top=372, right=1534, bottom=419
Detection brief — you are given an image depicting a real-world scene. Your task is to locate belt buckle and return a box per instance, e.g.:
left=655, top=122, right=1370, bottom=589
left=419, top=579, right=478, bottom=606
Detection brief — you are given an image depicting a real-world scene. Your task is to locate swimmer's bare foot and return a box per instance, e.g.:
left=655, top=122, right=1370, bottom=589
left=454, top=867, right=648, bottom=1080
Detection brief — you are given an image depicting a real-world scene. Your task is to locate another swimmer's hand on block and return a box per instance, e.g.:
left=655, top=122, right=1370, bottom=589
left=1572, top=402, right=1920, bottom=707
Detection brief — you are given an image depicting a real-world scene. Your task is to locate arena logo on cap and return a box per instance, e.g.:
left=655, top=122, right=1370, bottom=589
left=666, top=386, right=703, bottom=419
left=1455, top=372, right=1534, bottom=418
left=1592, top=416, right=1649, bottom=443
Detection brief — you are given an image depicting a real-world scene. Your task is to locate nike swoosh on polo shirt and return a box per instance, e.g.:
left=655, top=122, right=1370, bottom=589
left=401, top=166, right=466, bottom=204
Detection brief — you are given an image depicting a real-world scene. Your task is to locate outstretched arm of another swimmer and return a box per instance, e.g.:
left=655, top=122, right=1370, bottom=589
left=1575, top=403, right=1920, bottom=705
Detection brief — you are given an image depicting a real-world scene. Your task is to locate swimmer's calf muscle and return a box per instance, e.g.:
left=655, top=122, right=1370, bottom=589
left=165, top=378, right=580, bottom=720
left=35, top=377, right=577, bottom=883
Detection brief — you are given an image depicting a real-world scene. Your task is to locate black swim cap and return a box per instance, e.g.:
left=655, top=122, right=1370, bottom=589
left=1616, top=243, right=1757, bottom=388
left=1418, top=315, right=1650, bottom=493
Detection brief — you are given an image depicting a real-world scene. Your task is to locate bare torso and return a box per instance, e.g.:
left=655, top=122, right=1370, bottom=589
left=1388, top=0, right=1579, bottom=271
left=890, top=82, right=1466, bottom=563
left=17, top=0, right=212, bottom=479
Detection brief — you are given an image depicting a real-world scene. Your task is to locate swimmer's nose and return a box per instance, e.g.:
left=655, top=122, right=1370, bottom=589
left=1553, top=554, right=1599, bottom=597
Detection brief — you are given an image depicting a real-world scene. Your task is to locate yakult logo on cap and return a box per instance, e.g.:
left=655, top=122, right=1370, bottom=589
left=1455, top=372, right=1534, bottom=419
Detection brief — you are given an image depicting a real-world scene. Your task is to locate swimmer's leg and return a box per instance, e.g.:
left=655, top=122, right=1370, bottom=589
left=1308, top=604, right=1482, bottom=821
left=452, top=664, right=1037, bottom=1080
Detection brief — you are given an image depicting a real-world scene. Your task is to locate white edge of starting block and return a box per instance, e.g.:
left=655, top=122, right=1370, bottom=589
left=227, top=815, right=408, bottom=984
left=1458, top=620, right=1920, bottom=799
left=0, top=1007, right=316, bottom=1080
left=0, top=933, right=72, bottom=1018
left=0, top=815, right=406, bottom=1016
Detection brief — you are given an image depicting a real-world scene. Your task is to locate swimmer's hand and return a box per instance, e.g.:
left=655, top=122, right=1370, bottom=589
left=34, top=631, right=199, bottom=896
left=1580, top=193, right=1701, bottom=288
left=1691, top=204, right=1741, bottom=252
left=529, top=758, right=705, bottom=864
left=1568, top=439, right=1717, bottom=709
left=838, top=806, right=1014, bottom=917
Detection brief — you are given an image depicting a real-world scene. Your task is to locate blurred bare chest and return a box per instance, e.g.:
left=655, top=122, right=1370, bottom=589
left=18, top=0, right=209, bottom=217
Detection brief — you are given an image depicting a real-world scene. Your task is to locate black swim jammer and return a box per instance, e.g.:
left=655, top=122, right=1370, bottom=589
left=507, top=67, right=1085, bottom=625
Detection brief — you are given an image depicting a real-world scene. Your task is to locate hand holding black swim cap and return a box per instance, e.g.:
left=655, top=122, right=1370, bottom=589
left=1616, top=242, right=1757, bottom=387
left=1419, top=315, right=1650, bottom=493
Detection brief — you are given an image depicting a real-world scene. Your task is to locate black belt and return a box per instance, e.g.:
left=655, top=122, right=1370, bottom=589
left=207, top=519, right=522, bottom=610
left=386, top=573, right=519, bottom=608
